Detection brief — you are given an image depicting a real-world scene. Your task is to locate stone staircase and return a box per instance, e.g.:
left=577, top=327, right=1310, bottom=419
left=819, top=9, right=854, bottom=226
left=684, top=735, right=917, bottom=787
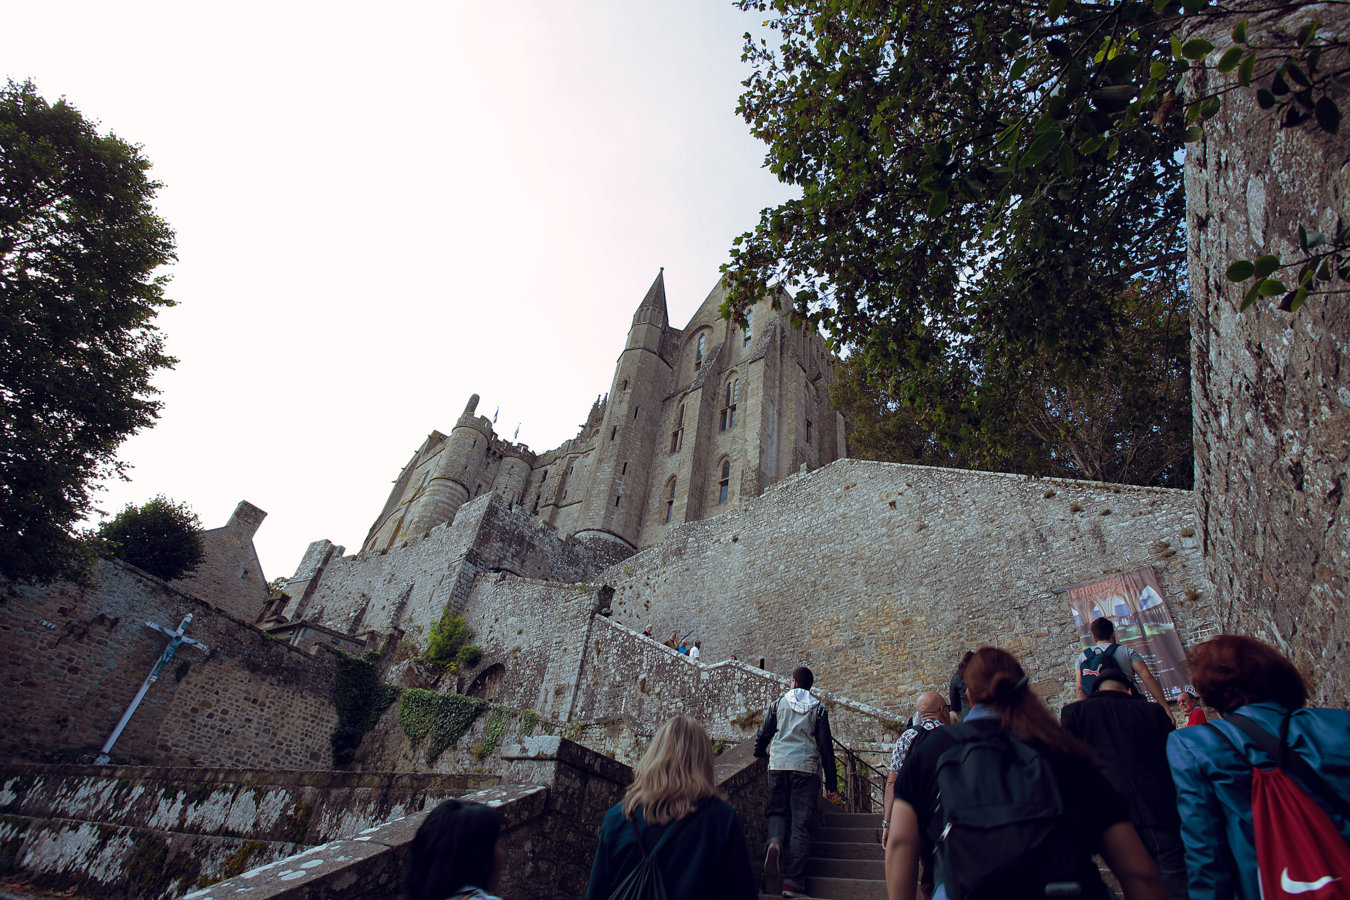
left=759, top=810, right=886, bottom=900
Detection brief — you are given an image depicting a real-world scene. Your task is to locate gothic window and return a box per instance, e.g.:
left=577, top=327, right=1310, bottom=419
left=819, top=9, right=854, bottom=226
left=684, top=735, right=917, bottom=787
left=670, top=403, right=685, bottom=453
left=718, top=459, right=731, bottom=503
left=694, top=334, right=706, bottom=371
left=720, top=378, right=739, bottom=431
left=665, top=478, right=677, bottom=523
left=743, top=309, right=753, bottom=347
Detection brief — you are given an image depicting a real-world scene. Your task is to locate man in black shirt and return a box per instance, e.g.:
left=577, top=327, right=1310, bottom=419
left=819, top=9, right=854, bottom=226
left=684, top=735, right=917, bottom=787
left=1061, top=675, right=1187, bottom=900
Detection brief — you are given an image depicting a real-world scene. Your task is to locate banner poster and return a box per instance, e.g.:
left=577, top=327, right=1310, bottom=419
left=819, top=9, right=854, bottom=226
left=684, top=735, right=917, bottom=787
left=1063, top=565, right=1191, bottom=701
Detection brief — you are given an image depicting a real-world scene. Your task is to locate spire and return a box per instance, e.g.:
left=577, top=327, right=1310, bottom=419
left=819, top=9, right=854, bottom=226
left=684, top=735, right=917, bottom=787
left=633, top=268, right=668, bottom=327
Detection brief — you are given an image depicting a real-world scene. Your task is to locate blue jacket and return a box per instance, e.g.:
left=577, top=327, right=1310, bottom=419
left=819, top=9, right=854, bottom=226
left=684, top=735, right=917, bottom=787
left=1166, top=701, right=1350, bottom=900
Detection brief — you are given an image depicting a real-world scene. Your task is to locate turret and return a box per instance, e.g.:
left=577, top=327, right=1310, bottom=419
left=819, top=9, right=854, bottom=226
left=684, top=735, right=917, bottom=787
left=575, top=271, right=673, bottom=548
left=405, top=394, right=492, bottom=535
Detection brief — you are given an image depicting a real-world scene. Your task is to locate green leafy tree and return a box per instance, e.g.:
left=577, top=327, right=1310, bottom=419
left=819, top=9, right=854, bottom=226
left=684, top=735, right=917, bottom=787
left=0, top=79, right=177, bottom=586
left=422, top=610, right=482, bottom=673
left=724, top=0, right=1344, bottom=468
left=95, top=495, right=204, bottom=582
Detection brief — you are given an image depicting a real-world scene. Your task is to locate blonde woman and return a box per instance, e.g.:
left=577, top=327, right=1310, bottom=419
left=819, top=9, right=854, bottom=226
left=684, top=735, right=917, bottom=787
left=586, top=715, right=756, bottom=900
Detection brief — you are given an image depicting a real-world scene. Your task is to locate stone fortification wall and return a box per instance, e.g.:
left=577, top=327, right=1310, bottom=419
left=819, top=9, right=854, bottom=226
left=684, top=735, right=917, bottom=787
left=598, top=458, right=1214, bottom=715
left=0, top=766, right=492, bottom=899
left=574, top=616, right=904, bottom=756
left=285, top=493, right=630, bottom=642
left=185, top=737, right=636, bottom=900
left=0, top=560, right=339, bottom=770
left=1184, top=5, right=1350, bottom=706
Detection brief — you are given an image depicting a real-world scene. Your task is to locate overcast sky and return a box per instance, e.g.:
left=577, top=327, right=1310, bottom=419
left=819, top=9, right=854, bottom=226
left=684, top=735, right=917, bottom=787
left=4, top=2, right=797, bottom=580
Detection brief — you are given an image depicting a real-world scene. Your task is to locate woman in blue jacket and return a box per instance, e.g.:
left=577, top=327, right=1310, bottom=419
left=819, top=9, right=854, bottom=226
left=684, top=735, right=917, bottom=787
left=586, top=715, right=756, bottom=900
left=1166, top=635, right=1350, bottom=900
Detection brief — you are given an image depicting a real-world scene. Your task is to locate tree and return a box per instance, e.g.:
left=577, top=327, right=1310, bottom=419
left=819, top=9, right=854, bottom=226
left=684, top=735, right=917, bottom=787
left=723, top=0, right=1344, bottom=470
left=0, top=79, right=177, bottom=585
left=95, top=495, right=204, bottom=582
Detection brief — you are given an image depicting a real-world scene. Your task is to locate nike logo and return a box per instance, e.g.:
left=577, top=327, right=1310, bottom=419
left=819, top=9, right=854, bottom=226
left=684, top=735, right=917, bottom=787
left=1282, top=869, right=1340, bottom=894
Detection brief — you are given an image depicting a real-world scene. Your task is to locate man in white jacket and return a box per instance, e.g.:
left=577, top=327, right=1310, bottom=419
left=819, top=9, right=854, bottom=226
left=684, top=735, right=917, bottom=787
left=753, top=666, right=841, bottom=898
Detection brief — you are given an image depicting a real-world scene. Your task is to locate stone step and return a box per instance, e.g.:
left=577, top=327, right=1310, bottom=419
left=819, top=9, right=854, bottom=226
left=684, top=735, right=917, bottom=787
left=810, top=840, right=884, bottom=860
left=815, top=825, right=880, bottom=844
left=822, top=810, right=883, bottom=828
left=807, top=857, right=885, bottom=880
left=802, top=873, right=890, bottom=900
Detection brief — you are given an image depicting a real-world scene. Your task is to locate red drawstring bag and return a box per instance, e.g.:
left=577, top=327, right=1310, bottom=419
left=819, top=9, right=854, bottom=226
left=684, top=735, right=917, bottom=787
left=1223, top=713, right=1350, bottom=900
left=1250, top=766, right=1350, bottom=900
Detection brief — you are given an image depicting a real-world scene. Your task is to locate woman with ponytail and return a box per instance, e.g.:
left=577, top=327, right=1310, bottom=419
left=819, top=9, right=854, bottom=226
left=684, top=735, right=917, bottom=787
left=885, top=647, right=1164, bottom=900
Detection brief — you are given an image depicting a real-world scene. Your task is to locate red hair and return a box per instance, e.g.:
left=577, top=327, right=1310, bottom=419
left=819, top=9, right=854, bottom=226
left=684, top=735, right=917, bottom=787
left=1191, top=635, right=1307, bottom=715
left=965, top=647, right=1095, bottom=761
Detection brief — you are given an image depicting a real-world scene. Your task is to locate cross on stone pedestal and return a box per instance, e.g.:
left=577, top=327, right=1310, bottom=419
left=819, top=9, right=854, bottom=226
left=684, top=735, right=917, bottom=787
left=95, top=613, right=208, bottom=765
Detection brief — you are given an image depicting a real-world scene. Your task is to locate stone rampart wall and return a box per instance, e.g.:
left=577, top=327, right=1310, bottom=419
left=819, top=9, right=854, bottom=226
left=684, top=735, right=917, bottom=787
left=286, top=494, right=629, bottom=643
left=597, top=458, right=1214, bottom=715
left=183, top=737, right=636, bottom=900
left=0, top=765, right=493, bottom=899
left=0, top=561, right=339, bottom=770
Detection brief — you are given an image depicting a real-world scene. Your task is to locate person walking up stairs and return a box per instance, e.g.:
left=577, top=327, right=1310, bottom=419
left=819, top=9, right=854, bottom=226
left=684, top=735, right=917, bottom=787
left=759, top=808, right=886, bottom=900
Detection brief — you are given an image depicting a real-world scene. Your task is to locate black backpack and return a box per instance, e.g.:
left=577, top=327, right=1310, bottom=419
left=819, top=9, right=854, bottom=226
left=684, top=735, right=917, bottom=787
left=932, top=724, right=1086, bottom=900
left=606, top=805, right=701, bottom=900
left=1079, top=643, right=1130, bottom=696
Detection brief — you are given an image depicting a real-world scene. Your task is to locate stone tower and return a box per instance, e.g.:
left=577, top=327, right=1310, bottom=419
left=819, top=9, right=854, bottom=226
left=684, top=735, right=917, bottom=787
left=575, top=270, right=672, bottom=549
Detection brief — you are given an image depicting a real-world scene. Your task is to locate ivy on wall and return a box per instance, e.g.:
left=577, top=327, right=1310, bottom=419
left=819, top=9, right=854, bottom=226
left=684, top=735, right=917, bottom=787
left=331, top=652, right=402, bottom=767
left=397, top=689, right=489, bottom=765
left=475, top=704, right=509, bottom=760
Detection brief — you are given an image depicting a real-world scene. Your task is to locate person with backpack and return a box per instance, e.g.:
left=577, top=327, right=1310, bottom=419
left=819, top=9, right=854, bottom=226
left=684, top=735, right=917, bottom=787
left=585, top=715, right=756, bottom=900
left=1166, top=635, right=1350, bottom=900
left=886, top=646, right=1164, bottom=900
left=1076, top=617, right=1169, bottom=706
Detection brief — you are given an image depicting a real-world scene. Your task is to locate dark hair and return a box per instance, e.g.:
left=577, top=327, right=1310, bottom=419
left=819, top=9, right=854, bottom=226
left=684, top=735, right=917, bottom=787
left=1090, top=617, right=1115, bottom=641
left=964, top=647, right=1095, bottom=761
left=792, top=666, right=814, bottom=690
left=403, top=799, right=501, bottom=900
left=1191, top=635, right=1308, bottom=715
left=955, top=651, right=975, bottom=676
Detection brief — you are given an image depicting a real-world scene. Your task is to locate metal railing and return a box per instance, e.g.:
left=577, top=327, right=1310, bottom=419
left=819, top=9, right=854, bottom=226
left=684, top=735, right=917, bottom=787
left=833, top=737, right=889, bottom=813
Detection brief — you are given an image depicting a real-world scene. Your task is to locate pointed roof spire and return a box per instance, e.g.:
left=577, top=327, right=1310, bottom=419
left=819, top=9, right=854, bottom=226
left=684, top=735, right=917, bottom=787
left=634, top=268, right=668, bottom=326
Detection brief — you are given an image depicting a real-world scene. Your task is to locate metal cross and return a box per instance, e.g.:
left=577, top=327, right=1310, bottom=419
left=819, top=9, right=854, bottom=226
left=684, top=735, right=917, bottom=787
left=95, top=613, right=208, bottom=765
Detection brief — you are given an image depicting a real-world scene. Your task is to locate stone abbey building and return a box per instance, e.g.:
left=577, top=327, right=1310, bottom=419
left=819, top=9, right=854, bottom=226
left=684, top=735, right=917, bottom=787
left=358, top=271, right=846, bottom=556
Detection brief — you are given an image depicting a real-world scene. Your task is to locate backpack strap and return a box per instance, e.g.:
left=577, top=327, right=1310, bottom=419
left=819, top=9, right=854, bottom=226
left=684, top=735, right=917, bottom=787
left=1222, top=712, right=1350, bottom=825
left=629, top=799, right=707, bottom=859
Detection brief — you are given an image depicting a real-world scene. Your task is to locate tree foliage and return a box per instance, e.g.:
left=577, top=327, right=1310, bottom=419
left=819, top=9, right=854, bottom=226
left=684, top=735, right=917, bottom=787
left=95, top=495, right=205, bottom=582
left=724, top=0, right=1344, bottom=472
left=0, top=79, right=177, bottom=585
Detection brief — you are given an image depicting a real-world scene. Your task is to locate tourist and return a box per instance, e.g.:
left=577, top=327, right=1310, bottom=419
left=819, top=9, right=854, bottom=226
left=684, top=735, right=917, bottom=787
left=1177, top=690, right=1207, bottom=727
left=1166, top=635, right=1350, bottom=900
left=663, top=631, right=678, bottom=649
left=754, top=665, right=841, bottom=898
left=643, top=624, right=654, bottom=639
left=1075, top=617, right=1169, bottom=705
left=586, top=715, right=756, bottom=899
left=887, top=647, right=1164, bottom=900
left=882, top=692, right=948, bottom=900
left=690, top=639, right=702, bottom=661
left=949, top=651, right=973, bottom=722
left=403, top=798, right=504, bottom=900
left=1062, top=669, right=1188, bottom=899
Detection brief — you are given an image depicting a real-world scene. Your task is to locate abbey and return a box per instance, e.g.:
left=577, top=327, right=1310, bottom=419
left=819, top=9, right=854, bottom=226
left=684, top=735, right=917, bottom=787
left=360, top=271, right=846, bottom=554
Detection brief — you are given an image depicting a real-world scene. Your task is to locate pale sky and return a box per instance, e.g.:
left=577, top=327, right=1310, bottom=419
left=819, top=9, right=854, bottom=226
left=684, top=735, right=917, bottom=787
left=4, top=2, right=797, bottom=580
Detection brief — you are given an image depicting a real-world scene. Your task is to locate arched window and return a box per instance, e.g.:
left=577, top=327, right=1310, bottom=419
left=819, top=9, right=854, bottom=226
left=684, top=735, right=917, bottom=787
left=720, top=378, right=738, bottom=431
left=743, top=309, right=753, bottom=347
left=694, top=334, right=706, bottom=371
left=670, top=403, right=685, bottom=453
left=665, top=478, right=677, bottom=523
left=718, top=460, right=731, bottom=503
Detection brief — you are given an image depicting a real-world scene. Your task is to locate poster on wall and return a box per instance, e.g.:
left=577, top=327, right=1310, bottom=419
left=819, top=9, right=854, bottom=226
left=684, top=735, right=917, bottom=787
left=1062, top=565, right=1191, bottom=700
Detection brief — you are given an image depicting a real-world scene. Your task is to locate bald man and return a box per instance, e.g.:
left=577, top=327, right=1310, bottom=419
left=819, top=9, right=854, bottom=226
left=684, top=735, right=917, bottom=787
left=883, top=692, right=948, bottom=900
